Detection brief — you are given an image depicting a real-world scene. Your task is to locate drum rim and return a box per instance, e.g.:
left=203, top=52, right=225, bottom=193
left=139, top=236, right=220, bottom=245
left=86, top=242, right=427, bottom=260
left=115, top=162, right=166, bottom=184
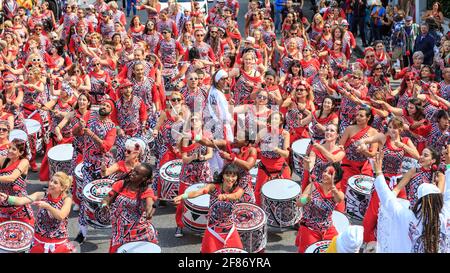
left=213, top=247, right=248, bottom=253
left=291, top=138, right=311, bottom=154
left=159, top=159, right=183, bottom=182
left=9, top=129, right=28, bottom=141
left=82, top=179, right=115, bottom=203
left=184, top=183, right=210, bottom=207
left=116, top=241, right=161, bottom=253
left=75, top=163, right=84, bottom=177
left=348, top=175, right=374, bottom=195
left=48, top=144, right=74, bottom=161
left=0, top=220, right=34, bottom=252
left=261, top=179, right=301, bottom=200
left=232, top=202, right=267, bottom=230
left=304, top=240, right=331, bottom=253
left=24, top=119, right=41, bottom=134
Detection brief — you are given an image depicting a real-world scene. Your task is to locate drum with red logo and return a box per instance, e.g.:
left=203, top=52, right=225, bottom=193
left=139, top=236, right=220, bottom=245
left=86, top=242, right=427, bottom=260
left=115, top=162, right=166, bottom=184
left=345, top=175, right=374, bottom=222
left=159, top=159, right=182, bottom=201
left=0, top=221, right=34, bottom=253
left=304, top=240, right=331, bottom=253
left=182, top=183, right=210, bottom=232
left=48, top=144, right=74, bottom=177
left=214, top=248, right=248, bottom=253
left=83, top=179, right=115, bottom=229
left=232, top=203, right=267, bottom=253
left=261, top=179, right=302, bottom=228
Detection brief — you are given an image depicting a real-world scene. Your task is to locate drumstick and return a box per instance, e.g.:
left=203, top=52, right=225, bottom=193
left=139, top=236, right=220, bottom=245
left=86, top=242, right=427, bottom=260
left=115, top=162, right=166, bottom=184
left=27, top=110, right=39, bottom=119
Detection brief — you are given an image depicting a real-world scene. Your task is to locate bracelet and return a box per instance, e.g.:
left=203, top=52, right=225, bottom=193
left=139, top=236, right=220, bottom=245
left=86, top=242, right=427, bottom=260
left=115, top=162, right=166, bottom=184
left=300, top=197, right=308, bottom=205
left=7, top=195, right=15, bottom=205
left=375, top=172, right=383, bottom=177
left=182, top=193, right=189, bottom=200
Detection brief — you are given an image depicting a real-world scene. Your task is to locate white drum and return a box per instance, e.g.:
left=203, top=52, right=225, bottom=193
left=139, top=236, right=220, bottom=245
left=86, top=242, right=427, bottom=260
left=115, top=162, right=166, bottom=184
left=261, top=179, right=302, bottom=228
left=291, top=138, right=311, bottom=176
left=24, top=118, right=43, bottom=154
left=214, top=248, right=248, bottom=253
left=0, top=221, right=34, bottom=253
left=332, top=211, right=350, bottom=234
left=74, top=162, right=84, bottom=201
left=159, top=159, right=182, bottom=201
left=304, top=240, right=331, bottom=253
left=182, top=183, right=210, bottom=232
left=9, top=129, right=28, bottom=142
left=116, top=241, right=161, bottom=253
left=48, top=144, right=74, bottom=177
left=83, top=179, right=114, bottom=229
left=345, top=175, right=374, bottom=222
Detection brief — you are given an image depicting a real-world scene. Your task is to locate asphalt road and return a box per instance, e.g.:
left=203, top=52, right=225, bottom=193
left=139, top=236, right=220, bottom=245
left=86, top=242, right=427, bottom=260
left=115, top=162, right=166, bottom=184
left=19, top=0, right=320, bottom=253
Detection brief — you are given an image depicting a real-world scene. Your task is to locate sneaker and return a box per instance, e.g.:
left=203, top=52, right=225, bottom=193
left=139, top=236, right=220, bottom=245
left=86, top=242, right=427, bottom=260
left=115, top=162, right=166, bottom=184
left=174, top=227, right=183, bottom=238
left=73, top=204, right=80, bottom=212
left=74, top=232, right=86, bottom=245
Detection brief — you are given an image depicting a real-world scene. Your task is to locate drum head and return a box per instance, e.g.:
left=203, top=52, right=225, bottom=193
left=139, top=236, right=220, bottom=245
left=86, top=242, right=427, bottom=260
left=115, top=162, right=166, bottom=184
left=75, top=163, right=83, bottom=179
left=348, top=175, right=374, bottom=195
left=261, top=179, right=300, bottom=200
left=292, top=138, right=311, bottom=155
left=304, top=240, right=331, bottom=253
left=83, top=179, right=115, bottom=203
left=332, top=211, right=350, bottom=234
left=0, top=221, right=34, bottom=252
left=48, top=144, right=74, bottom=161
left=159, top=159, right=183, bottom=182
left=9, top=130, right=28, bottom=142
left=185, top=183, right=210, bottom=207
left=24, top=119, right=41, bottom=134
left=214, top=248, right=248, bottom=253
left=232, top=203, right=266, bottom=231
left=117, top=241, right=161, bottom=253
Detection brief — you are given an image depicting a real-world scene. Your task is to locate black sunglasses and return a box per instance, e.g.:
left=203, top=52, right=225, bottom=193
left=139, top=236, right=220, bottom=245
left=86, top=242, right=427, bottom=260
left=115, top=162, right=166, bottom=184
left=0, top=128, right=9, bottom=132
left=4, top=81, right=13, bottom=84
left=171, top=98, right=182, bottom=102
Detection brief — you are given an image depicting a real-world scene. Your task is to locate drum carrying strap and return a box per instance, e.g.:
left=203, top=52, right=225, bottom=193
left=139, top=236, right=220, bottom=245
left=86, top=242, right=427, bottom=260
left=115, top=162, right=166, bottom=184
left=260, top=162, right=288, bottom=180
left=207, top=225, right=237, bottom=248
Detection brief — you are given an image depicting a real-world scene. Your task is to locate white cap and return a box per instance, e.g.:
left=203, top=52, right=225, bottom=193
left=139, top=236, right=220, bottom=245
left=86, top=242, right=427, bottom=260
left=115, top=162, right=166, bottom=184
left=336, top=226, right=364, bottom=253
left=245, top=36, right=255, bottom=44
left=214, top=69, right=228, bottom=83
left=125, top=137, right=146, bottom=155
left=341, top=19, right=349, bottom=26
left=417, top=183, right=440, bottom=199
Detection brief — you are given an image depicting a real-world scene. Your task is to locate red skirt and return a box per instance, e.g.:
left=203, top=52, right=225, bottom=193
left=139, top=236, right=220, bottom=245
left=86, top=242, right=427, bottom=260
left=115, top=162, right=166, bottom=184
left=200, top=226, right=243, bottom=253
left=296, top=224, right=338, bottom=253
left=30, top=234, right=76, bottom=253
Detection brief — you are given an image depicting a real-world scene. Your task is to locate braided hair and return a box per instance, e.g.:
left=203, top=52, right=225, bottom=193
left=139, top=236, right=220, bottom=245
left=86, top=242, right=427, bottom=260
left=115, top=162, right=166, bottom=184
left=412, top=193, right=444, bottom=253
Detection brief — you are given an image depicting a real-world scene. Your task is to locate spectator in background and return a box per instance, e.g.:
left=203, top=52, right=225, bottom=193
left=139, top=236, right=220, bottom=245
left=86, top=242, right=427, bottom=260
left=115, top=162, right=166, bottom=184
left=350, top=0, right=368, bottom=47
left=414, top=22, right=436, bottom=65
left=274, top=0, right=286, bottom=32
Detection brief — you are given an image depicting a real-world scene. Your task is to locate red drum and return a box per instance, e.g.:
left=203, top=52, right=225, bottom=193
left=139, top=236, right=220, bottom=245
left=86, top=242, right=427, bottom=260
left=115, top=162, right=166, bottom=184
left=159, top=159, right=182, bottom=201
left=345, top=175, right=374, bottom=222
left=214, top=248, right=248, bottom=253
left=48, top=144, right=74, bottom=177
left=261, top=179, right=302, bottom=228
left=83, top=179, right=114, bottom=229
left=232, top=203, right=267, bottom=253
left=0, top=221, right=34, bottom=253
left=182, top=183, right=210, bottom=232
left=304, top=240, right=331, bottom=253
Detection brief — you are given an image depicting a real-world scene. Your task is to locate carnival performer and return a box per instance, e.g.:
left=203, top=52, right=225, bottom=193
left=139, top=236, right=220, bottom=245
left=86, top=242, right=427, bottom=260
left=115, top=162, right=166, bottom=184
left=75, top=100, right=117, bottom=244
left=174, top=114, right=213, bottom=237
left=102, top=163, right=158, bottom=253
left=0, top=139, right=33, bottom=225
left=0, top=172, right=75, bottom=253
left=295, top=162, right=345, bottom=253
left=174, top=163, right=244, bottom=253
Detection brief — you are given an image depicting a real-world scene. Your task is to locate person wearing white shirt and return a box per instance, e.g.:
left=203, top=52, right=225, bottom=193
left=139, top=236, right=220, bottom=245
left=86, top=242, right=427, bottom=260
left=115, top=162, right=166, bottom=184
left=372, top=146, right=450, bottom=253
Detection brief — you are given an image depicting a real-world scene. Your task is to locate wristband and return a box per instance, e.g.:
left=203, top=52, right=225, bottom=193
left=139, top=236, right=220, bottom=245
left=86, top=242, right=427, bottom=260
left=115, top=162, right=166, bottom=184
left=195, top=135, right=202, bottom=142
left=300, top=197, right=308, bottom=205
left=446, top=164, right=450, bottom=170
left=7, top=195, right=15, bottom=205
left=182, top=193, right=189, bottom=200
left=101, top=203, right=107, bottom=208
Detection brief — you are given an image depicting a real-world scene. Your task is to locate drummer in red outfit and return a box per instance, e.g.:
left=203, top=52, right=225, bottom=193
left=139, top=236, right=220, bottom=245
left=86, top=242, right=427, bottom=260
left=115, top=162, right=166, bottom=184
left=0, top=139, right=34, bottom=225
left=295, top=163, right=345, bottom=253
left=338, top=107, right=378, bottom=210
left=0, top=172, right=76, bottom=253
left=0, top=121, right=11, bottom=157
left=356, top=117, right=419, bottom=244
left=174, top=164, right=244, bottom=253
left=102, top=163, right=158, bottom=253
left=254, top=112, right=291, bottom=206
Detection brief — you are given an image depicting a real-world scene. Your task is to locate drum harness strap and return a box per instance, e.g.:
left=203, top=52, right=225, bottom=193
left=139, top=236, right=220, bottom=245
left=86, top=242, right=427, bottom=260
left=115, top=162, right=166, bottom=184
left=259, top=161, right=288, bottom=180
left=33, top=236, right=69, bottom=253
left=207, top=224, right=237, bottom=248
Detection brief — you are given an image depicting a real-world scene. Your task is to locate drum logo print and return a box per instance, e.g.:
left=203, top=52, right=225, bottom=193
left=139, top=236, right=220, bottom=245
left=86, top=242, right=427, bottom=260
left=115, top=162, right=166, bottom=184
left=95, top=206, right=111, bottom=226
left=90, top=182, right=112, bottom=200
left=233, top=205, right=264, bottom=229
left=209, top=202, right=234, bottom=229
left=0, top=222, right=34, bottom=251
